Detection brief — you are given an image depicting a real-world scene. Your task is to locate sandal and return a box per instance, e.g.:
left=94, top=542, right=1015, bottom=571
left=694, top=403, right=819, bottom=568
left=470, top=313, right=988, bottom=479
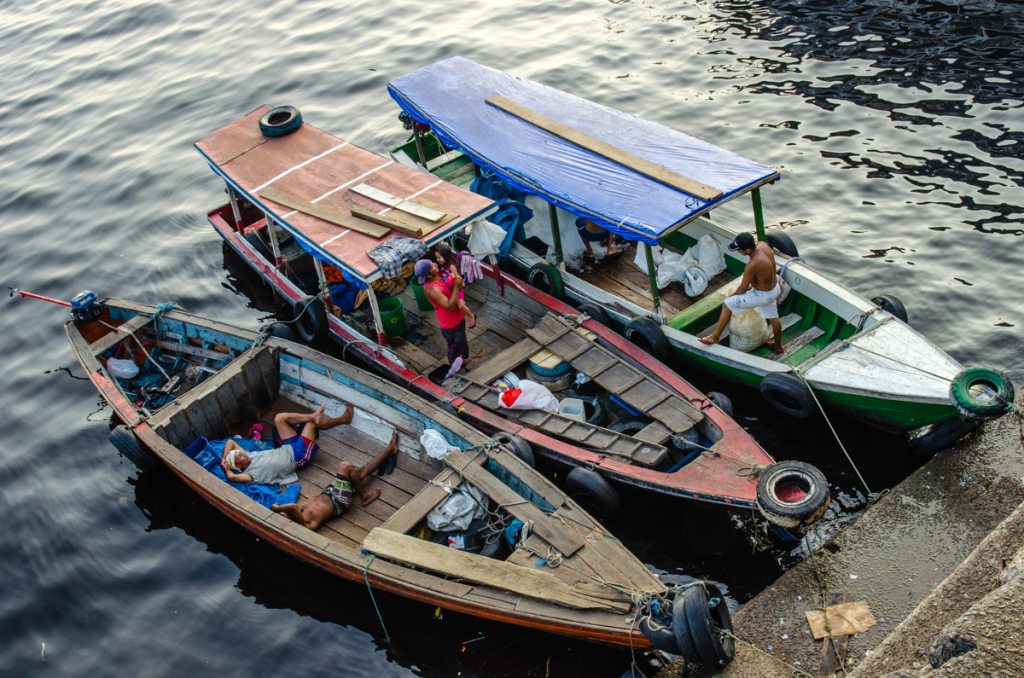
left=248, top=423, right=264, bottom=441
left=377, top=453, right=398, bottom=476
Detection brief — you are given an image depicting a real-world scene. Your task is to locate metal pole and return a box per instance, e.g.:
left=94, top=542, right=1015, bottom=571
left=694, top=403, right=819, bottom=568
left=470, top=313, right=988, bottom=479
left=548, top=203, right=564, bottom=269
left=366, top=289, right=387, bottom=345
left=313, top=258, right=334, bottom=314
left=266, top=214, right=283, bottom=268
left=751, top=187, right=767, bottom=242
left=645, top=243, right=661, bottom=317
left=227, top=185, right=243, bottom=230
left=413, top=126, right=426, bottom=166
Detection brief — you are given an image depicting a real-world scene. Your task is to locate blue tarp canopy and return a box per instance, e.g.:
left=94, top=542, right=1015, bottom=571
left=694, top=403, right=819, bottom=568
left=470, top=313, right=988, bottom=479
left=388, top=57, right=780, bottom=245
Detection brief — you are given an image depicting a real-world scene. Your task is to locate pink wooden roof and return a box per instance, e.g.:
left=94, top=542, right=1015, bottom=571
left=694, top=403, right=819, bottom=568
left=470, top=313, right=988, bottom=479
left=195, top=105, right=496, bottom=282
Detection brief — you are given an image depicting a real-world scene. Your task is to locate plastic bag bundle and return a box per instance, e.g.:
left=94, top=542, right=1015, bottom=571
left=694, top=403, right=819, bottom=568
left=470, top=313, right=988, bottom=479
left=420, top=429, right=458, bottom=460
left=682, top=267, right=709, bottom=297
left=728, top=308, right=770, bottom=352
left=427, top=484, right=485, bottom=532
left=107, top=358, right=140, bottom=379
left=695, top=234, right=726, bottom=279
left=498, top=380, right=560, bottom=413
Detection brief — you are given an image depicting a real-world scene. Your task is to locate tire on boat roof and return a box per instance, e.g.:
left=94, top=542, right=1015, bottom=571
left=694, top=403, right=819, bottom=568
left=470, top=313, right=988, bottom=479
left=578, top=395, right=606, bottom=427
left=576, top=302, right=613, bottom=329
left=265, top=322, right=297, bottom=342
left=526, top=262, right=564, bottom=300
left=906, top=416, right=978, bottom=462
left=949, top=366, right=1014, bottom=421
left=765, top=229, right=799, bottom=258
left=109, top=425, right=159, bottom=472
left=759, top=372, right=815, bottom=419
left=293, top=295, right=328, bottom=345
left=624, top=316, right=669, bottom=362
left=259, top=106, right=303, bottom=138
left=706, top=391, right=734, bottom=418
left=638, top=616, right=681, bottom=655
left=871, top=293, right=909, bottom=324
left=492, top=432, right=535, bottom=468
left=607, top=418, right=648, bottom=436
left=526, top=364, right=574, bottom=392
left=244, top=229, right=273, bottom=263
left=755, top=461, right=830, bottom=529
left=566, top=466, right=620, bottom=515
left=680, top=582, right=735, bottom=666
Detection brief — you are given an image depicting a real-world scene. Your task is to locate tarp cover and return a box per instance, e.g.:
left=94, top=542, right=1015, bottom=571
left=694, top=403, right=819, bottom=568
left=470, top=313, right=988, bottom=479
left=388, top=56, right=780, bottom=245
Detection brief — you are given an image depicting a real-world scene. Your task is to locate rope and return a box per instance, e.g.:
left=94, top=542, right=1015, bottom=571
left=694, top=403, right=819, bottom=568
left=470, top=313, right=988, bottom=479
left=363, top=555, right=392, bottom=645
left=737, top=464, right=771, bottom=479
left=805, top=533, right=850, bottom=676
left=717, top=629, right=813, bottom=678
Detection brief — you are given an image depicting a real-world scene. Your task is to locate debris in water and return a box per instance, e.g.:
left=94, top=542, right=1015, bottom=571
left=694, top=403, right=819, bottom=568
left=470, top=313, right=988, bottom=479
left=850, top=574, right=858, bottom=579
left=42, top=642, right=45, bottom=661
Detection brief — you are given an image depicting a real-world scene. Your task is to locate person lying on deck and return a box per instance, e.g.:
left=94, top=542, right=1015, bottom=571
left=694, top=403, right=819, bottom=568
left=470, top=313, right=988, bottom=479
left=272, top=431, right=399, bottom=531
left=220, top=403, right=354, bottom=484
left=699, top=232, right=784, bottom=354
left=575, top=217, right=622, bottom=261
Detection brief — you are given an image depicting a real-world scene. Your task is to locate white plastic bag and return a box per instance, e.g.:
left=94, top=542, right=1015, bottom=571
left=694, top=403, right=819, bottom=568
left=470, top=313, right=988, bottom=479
left=427, top=483, right=485, bottom=532
left=728, top=308, right=770, bottom=352
left=682, top=267, right=709, bottom=297
left=633, top=244, right=663, bottom=274
left=655, top=249, right=687, bottom=289
left=468, top=219, right=508, bottom=259
left=420, top=429, right=458, bottom=460
left=107, top=358, right=139, bottom=379
left=498, top=380, right=560, bottom=413
left=696, top=234, right=726, bottom=279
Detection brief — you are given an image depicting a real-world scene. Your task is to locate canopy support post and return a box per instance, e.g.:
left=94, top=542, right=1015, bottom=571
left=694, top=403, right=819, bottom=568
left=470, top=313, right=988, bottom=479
left=413, top=127, right=426, bottom=166
left=366, top=290, right=387, bottom=346
left=227, top=185, right=243, bottom=231
left=752, top=187, right=767, bottom=242
left=313, top=259, right=335, bottom=314
left=645, top=243, right=661, bottom=317
left=548, top=203, right=564, bottom=270
left=266, top=214, right=283, bottom=269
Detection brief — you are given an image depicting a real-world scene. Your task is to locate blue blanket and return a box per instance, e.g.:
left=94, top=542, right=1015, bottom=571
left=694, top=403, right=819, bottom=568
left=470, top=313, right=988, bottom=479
left=204, top=438, right=302, bottom=509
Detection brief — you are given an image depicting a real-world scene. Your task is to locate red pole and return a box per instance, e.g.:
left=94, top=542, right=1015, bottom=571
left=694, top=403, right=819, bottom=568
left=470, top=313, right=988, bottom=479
left=9, top=288, right=72, bottom=307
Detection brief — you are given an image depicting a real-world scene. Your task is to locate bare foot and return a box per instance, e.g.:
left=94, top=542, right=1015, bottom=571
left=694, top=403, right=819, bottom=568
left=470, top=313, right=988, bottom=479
left=765, top=338, right=785, bottom=354
left=698, top=335, right=720, bottom=346
left=337, top=403, right=354, bottom=426
left=311, top=404, right=325, bottom=426
left=361, top=489, right=382, bottom=506
left=385, top=431, right=399, bottom=455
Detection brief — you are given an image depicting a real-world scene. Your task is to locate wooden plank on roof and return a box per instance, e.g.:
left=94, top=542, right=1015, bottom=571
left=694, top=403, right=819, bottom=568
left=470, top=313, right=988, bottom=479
left=385, top=198, right=458, bottom=238
left=362, top=528, right=631, bottom=612
left=349, top=206, right=423, bottom=237
left=486, top=94, right=723, bottom=202
left=258, top=187, right=390, bottom=238
left=351, top=183, right=447, bottom=222
left=443, top=449, right=584, bottom=557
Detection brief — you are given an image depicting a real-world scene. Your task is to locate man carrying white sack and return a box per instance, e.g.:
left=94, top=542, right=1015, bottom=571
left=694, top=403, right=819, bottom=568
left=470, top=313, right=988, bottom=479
left=699, top=232, right=784, bottom=354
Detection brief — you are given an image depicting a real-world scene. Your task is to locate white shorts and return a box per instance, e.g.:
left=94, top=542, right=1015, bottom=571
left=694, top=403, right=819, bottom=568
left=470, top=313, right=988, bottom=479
left=724, top=283, right=780, bottom=319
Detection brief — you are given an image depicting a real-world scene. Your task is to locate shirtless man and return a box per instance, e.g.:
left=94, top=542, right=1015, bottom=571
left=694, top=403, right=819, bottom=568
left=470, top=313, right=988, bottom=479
left=271, top=431, right=398, bottom=531
left=699, top=233, right=784, bottom=354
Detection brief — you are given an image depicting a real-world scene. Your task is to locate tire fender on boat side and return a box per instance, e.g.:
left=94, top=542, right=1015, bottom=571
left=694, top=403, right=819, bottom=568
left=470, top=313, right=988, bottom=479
left=566, top=466, right=620, bottom=515
left=293, top=295, right=329, bottom=345
left=871, top=293, right=909, bottom=324
left=759, top=372, right=815, bottom=419
left=527, top=262, right=564, bottom=300
left=624, top=316, right=669, bottom=362
left=765, top=230, right=799, bottom=258
left=493, top=433, right=535, bottom=468
left=949, top=367, right=1014, bottom=421
left=906, top=416, right=978, bottom=462
left=755, top=461, right=830, bottom=529
left=259, top=106, right=303, bottom=137
left=576, top=302, right=613, bottom=329
left=109, top=425, right=159, bottom=472
left=706, top=391, right=734, bottom=418
left=638, top=616, right=681, bottom=655
left=265, top=322, right=297, bottom=342
left=244, top=229, right=274, bottom=263
left=671, top=590, right=700, bottom=663
left=683, top=582, right=735, bottom=666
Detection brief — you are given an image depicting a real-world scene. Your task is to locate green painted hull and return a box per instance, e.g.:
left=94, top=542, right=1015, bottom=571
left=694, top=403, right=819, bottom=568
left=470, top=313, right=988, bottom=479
left=669, top=344, right=959, bottom=433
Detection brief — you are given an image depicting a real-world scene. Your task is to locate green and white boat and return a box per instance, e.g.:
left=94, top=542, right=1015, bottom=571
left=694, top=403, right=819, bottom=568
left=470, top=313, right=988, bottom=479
left=387, top=57, right=1014, bottom=445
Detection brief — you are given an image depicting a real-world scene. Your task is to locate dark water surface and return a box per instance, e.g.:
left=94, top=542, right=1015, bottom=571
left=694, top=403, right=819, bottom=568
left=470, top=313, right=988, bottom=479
left=2, top=1, right=1022, bottom=676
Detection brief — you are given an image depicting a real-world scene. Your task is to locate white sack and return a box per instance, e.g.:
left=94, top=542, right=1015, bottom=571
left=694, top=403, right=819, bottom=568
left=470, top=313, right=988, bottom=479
left=728, top=308, right=770, bottom=352
left=682, top=267, right=709, bottom=297
left=420, top=429, right=458, bottom=460
left=696, top=234, right=726, bottom=279
left=498, top=380, right=560, bottom=413
left=634, top=244, right=664, bottom=275
left=427, top=484, right=486, bottom=532
left=468, top=219, right=508, bottom=259
left=656, top=249, right=687, bottom=289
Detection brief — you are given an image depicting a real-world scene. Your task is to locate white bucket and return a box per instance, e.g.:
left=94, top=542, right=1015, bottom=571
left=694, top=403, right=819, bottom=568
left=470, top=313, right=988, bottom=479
left=559, top=397, right=586, bottom=422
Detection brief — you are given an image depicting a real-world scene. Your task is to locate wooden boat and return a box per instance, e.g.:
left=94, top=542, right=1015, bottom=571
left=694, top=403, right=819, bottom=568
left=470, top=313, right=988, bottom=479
left=195, top=106, right=831, bottom=528
left=386, top=57, right=1015, bottom=445
left=66, top=296, right=676, bottom=649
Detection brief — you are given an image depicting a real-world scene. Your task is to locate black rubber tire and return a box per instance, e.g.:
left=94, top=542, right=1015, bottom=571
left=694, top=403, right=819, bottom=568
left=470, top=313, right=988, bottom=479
left=624, top=317, right=670, bottom=362
left=576, top=302, right=613, bottom=329
left=566, top=467, right=620, bottom=515
left=683, top=583, right=735, bottom=666
left=608, top=418, right=649, bottom=436
left=526, top=364, right=574, bottom=392
left=759, top=372, right=815, bottom=419
left=671, top=428, right=701, bottom=453
left=949, top=366, right=1015, bottom=421
left=671, top=589, right=701, bottom=664
left=266, top=322, right=297, bottom=342
left=244, top=229, right=273, bottom=262
left=706, top=391, right=734, bottom=418
left=109, top=425, right=159, bottom=472
left=527, top=262, right=564, bottom=300
left=906, top=416, right=979, bottom=462
left=479, top=527, right=508, bottom=559
left=756, top=461, right=830, bottom=529
left=493, top=433, right=535, bottom=468
left=293, top=295, right=328, bottom=345
left=259, top=106, right=303, bottom=137
left=871, top=294, right=909, bottom=324
left=638, top=617, right=681, bottom=655
left=579, top=396, right=606, bottom=427
left=765, top=230, right=799, bottom=258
